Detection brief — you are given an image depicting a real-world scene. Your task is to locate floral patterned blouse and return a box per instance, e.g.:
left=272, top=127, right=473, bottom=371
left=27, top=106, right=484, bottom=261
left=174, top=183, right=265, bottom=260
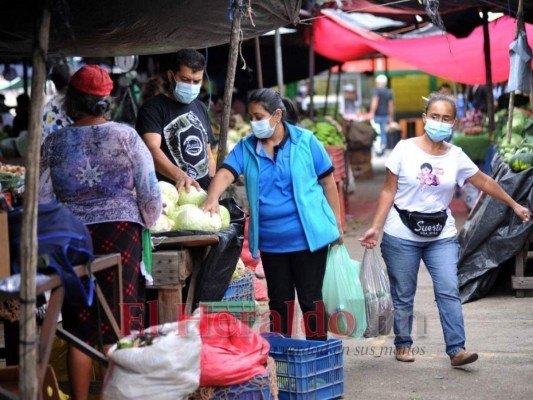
left=41, top=94, right=72, bottom=142
left=39, top=121, right=162, bottom=228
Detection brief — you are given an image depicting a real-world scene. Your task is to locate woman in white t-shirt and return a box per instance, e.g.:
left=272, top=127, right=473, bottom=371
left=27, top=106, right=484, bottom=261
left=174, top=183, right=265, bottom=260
left=359, top=94, right=531, bottom=367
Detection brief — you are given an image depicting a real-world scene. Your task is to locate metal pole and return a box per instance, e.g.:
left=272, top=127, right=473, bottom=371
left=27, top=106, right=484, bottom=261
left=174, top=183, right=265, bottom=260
left=20, top=1, right=50, bottom=398
left=275, top=29, right=284, bottom=96
left=482, top=9, right=495, bottom=141
left=507, top=0, right=525, bottom=144
left=217, top=0, right=242, bottom=168
left=308, top=24, right=315, bottom=120
left=323, top=62, right=332, bottom=117
left=333, top=64, right=342, bottom=120
left=254, top=36, right=263, bottom=89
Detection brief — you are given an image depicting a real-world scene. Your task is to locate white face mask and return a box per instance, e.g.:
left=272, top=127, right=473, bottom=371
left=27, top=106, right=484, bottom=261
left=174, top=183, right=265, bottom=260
left=173, top=81, right=201, bottom=104
left=251, top=115, right=277, bottom=139
left=425, top=119, right=453, bottom=142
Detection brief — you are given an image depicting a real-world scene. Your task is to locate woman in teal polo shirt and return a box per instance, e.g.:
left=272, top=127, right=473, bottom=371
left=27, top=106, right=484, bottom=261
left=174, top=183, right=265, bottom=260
left=203, top=88, right=343, bottom=340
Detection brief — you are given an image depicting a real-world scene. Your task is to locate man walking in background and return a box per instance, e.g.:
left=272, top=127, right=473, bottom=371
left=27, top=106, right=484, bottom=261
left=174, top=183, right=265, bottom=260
left=369, top=74, right=395, bottom=156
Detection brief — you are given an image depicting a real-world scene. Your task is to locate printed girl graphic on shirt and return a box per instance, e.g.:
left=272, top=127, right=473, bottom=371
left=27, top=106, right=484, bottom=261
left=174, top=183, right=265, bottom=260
left=418, top=162, right=442, bottom=187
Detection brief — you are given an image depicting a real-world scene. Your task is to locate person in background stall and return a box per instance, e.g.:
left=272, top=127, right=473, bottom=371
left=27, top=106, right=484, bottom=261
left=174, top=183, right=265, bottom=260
left=0, top=94, right=14, bottom=135
left=42, top=63, right=73, bottom=142
left=39, top=65, right=162, bottom=400
left=369, top=74, right=395, bottom=156
left=140, top=74, right=165, bottom=105
left=136, top=49, right=216, bottom=192
left=202, top=88, right=344, bottom=341
left=359, top=93, right=531, bottom=367
left=10, top=93, right=30, bottom=138
left=437, top=83, right=452, bottom=95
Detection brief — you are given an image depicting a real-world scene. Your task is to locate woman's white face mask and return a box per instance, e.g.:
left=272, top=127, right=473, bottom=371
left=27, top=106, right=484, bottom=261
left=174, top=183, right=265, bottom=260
left=251, top=114, right=277, bottom=139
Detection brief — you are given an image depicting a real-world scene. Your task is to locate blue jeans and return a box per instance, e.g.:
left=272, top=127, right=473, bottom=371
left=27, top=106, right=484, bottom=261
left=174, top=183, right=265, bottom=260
left=374, top=115, right=389, bottom=149
left=381, top=233, right=465, bottom=357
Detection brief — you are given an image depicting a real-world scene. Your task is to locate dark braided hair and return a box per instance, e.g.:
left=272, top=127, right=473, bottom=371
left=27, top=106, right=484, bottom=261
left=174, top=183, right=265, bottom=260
left=248, top=88, right=299, bottom=124
left=424, top=93, right=457, bottom=118
left=64, top=86, right=111, bottom=121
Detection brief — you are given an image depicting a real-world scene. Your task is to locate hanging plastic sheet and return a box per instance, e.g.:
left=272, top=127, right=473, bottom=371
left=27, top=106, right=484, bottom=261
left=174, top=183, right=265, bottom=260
left=458, top=154, right=533, bottom=303
left=508, top=30, right=532, bottom=93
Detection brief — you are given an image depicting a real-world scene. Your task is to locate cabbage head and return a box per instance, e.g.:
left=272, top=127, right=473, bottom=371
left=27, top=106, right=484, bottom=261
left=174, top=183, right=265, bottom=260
left=168, top=204, right=196, bottom=224
left=158, top=181, right=180, bottom=213
left=220, top=205, right=230, bottom=229
left=178, top=186, right=208, bottom=206
left=174, top=205, right=221, bottom=232
left=150, top=214, right=174, bottom=233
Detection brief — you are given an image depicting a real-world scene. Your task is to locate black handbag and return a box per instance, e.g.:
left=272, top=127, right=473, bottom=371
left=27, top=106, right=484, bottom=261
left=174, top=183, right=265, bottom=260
left=394, top=204, right=448, bottom=238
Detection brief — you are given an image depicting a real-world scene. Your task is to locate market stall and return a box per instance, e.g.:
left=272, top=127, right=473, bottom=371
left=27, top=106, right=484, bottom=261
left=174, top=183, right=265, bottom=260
left=0, top=253, right=123, bottom=397
left=458, top=154, right=533, bottom=303
left=0, top=1, right=302, bottom=396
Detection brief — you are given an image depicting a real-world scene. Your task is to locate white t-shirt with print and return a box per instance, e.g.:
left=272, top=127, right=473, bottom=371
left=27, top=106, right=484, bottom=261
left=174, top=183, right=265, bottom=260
left=383, top=139, right=479, bottom=241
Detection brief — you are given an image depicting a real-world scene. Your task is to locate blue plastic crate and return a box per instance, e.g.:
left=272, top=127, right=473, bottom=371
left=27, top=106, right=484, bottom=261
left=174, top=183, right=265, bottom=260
left=190, top=373, right=273, bottom=400
left=264, top=336, right=344, bottom=400
left=222, top=272, right=254, bottom=301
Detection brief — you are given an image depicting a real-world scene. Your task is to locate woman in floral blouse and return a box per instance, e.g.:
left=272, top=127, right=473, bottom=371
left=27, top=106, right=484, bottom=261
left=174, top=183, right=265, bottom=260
left=39, top=65, right=161, bottom=400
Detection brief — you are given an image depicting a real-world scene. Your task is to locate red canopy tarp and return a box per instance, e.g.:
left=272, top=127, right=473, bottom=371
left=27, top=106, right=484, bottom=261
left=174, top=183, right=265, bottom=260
left=314, top=13, right=533, bottom=85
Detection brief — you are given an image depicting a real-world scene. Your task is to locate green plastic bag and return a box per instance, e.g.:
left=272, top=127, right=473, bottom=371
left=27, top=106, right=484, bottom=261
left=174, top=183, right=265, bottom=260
left=322, top=244, right=367, bottom=338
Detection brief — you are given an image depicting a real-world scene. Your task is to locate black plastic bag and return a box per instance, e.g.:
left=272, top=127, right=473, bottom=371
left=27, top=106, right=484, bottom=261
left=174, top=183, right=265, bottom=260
left=458, top=154, right=533, bottom=303
left=190, top=198, right=245, bottom=308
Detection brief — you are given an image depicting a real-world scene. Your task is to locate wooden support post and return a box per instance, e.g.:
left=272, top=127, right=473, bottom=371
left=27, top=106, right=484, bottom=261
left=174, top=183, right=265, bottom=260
left=216, top=0, right=242, bottom=169
left=254, top=36, right=263, bottom=89
left=19, top=2, right=50, bottom=398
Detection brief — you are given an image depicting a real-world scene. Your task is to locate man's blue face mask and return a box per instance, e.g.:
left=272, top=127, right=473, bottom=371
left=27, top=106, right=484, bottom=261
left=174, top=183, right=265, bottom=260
left=173, top=81, right=201, bottom=104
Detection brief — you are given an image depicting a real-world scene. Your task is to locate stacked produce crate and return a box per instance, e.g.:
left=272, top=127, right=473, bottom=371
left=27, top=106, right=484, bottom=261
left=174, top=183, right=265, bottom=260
left=344, top=120, right=375, bottom=180
left=301, top=117, right=348, bottom=230
left=263, top=334, right=344, bottom=400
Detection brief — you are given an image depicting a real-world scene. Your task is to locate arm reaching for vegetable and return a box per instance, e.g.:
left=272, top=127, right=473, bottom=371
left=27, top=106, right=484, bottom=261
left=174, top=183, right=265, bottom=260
left=201, top=168, right=235, bottom=216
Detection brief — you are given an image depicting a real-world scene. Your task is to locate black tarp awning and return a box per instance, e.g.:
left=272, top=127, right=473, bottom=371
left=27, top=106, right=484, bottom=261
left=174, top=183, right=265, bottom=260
left=0, top=0, right=301, bottom=59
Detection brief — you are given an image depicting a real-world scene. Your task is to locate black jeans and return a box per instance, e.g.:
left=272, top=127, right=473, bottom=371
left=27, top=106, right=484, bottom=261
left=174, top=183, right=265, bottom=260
left=261, top=247, right=328, bottom=340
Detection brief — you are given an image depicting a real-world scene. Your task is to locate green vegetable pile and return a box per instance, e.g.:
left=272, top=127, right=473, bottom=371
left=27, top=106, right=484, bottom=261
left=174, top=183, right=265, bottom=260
left=300, top=117, right=346, bottom=147
left=494, top=108, right=533, bottom=173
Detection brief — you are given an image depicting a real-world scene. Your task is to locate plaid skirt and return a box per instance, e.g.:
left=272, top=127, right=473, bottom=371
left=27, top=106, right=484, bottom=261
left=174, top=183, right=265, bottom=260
left=61, top=221, right=145, bottom=346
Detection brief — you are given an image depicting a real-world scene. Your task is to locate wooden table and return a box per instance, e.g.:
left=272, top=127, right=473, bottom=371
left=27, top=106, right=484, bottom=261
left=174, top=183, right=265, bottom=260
left=398, top=118, right=424, bottom=139
left=512, top=234, right=533, bottom=297
left=149, top=234, right=219, bottom=324
left=0, top=254, right=123, bottom=399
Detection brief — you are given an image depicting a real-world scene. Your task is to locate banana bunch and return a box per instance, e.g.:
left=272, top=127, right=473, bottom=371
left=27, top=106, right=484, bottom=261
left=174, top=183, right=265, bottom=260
left=314, top=120, right=345, bottom=147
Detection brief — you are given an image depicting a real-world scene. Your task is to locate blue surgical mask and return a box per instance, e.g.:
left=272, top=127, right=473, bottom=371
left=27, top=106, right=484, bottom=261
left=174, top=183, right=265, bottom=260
left=173, top=81, right=201, bottom=104
left=251, top=115, right=277, bottom=139
left=425, top=119, right=453, bottom=142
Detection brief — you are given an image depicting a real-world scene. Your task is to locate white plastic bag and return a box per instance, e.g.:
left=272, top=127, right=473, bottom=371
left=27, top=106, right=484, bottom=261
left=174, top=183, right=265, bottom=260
left=360, top=249, right=394, bottom=338
left=103, top=317, right=201, bottom=400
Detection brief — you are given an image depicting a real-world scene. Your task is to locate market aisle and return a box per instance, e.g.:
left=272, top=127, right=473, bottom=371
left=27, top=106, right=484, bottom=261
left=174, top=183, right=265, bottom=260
left=231, top=150, right=532, bottom=399
left=334, top=154, right=533, bottom=400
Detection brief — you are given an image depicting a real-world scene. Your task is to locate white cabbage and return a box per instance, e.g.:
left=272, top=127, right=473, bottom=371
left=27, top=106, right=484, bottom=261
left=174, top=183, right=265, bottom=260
left=219, top=205, right=230, bottom=229
left=158, top=181, right=180, bottom=214
left=150, top=214, right=174, bottom=233
left=178, top=186, right=207, bottom=206
left=174, top=206, right=221, bottom=232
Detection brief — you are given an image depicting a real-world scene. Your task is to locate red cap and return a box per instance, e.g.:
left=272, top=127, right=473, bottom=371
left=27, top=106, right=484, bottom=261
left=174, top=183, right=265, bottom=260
left=70, top=65, right=113, bottom=96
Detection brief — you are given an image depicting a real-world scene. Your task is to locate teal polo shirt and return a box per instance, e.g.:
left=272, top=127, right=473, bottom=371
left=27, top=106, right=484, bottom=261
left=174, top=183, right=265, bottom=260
left=223, top=128, right=334, bottom=253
